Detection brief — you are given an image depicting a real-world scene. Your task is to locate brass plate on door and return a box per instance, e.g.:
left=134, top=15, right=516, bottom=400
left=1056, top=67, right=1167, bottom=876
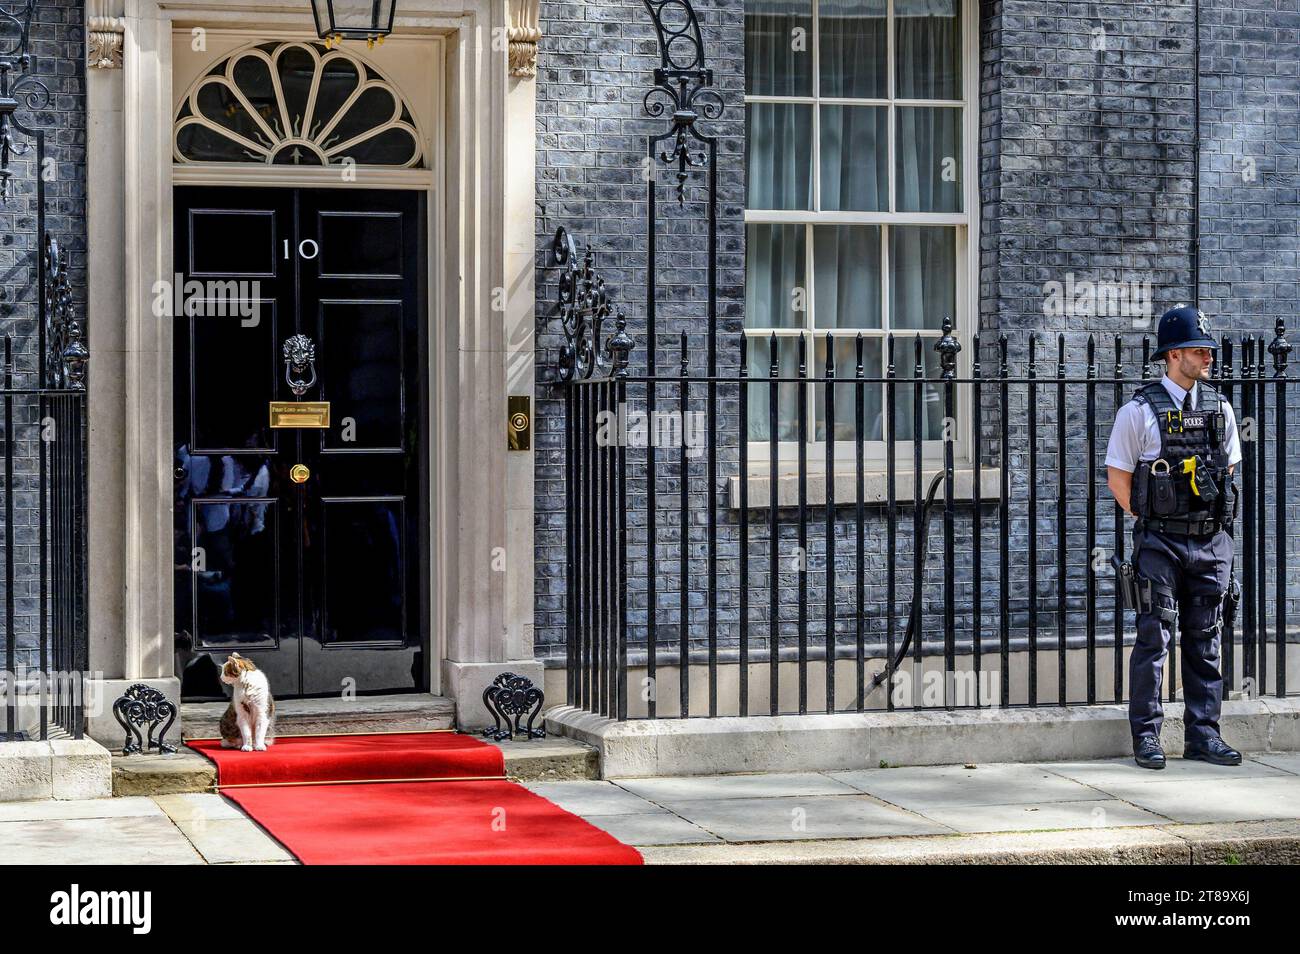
left=290, top=464, right=310, bottom=484
left=269, top=401, right=331, bottom=428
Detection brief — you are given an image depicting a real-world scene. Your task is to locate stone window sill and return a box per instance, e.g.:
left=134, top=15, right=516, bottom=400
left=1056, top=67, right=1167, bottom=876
left=726, top=466, right=1003, bottom=510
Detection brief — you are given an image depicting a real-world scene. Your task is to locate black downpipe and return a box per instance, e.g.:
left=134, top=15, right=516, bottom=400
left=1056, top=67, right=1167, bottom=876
left=867, top=472, right=946, bottom=696
left=1191, top=0, right=1200, bottom=309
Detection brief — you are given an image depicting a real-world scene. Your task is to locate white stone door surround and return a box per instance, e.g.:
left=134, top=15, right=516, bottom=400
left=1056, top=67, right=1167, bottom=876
left=84, top=0, right=540, bottom=736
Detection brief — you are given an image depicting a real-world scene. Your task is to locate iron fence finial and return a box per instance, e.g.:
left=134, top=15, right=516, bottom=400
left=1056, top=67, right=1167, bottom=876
left=936, top=315, right=960, bottom=379
left=1268, top=318, right=1291, bottom=376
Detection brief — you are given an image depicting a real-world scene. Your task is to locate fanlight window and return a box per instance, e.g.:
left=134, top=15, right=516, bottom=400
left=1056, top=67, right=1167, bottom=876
left=174, top=41, right=423, bottom=168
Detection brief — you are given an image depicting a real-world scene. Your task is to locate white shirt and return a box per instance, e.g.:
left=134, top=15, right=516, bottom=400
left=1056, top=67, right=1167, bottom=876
left=1105, top=374, right=1242, bottom=473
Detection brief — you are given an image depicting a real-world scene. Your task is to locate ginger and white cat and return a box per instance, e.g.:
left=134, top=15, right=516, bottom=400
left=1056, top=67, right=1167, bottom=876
left=218, top=653, right=276, bottom=751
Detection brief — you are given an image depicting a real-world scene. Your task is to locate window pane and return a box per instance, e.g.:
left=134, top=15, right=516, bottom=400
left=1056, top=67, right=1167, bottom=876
left=745, top=0, right=813, bottom=96
left=746, top=103, right=813, bottom=210
left=746, top=336, right=803, bottom=441
left=814, top=336, right=884, bottom=441
left=890, top=225, right=955, bottom=330
left=819, top=0, right=886, bottom=98
left=895, top=105, right=962, bottom=212
left=892, top=341, right=944, bottom=441
left=895, top=0, right=961, bottom=101
left=820, top=105, right=888, bottom=211
left=813, top=225, right=881, bottom=329
left=746, top=223, right=808, bottom=330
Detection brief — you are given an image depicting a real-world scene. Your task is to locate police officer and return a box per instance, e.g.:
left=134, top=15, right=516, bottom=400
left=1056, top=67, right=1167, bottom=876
left=1105, top=305, right=1243, bottom=770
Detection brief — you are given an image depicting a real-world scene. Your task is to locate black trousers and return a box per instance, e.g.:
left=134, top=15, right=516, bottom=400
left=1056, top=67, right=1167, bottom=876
left=1129, top=526, right=1232, bottom=744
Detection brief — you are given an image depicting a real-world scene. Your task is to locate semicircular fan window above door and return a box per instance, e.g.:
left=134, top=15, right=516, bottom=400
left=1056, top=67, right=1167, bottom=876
left=174, top=41, right=424, bottom=168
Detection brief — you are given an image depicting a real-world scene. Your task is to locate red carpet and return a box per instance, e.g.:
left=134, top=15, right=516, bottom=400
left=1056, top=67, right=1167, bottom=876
left=187, top=732, right=503, bottom=786
left=188, top=732, right=643, bottom=866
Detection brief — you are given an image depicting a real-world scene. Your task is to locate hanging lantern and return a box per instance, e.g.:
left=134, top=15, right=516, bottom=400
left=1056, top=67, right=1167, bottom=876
left=309, top=0, right=397, bottom=49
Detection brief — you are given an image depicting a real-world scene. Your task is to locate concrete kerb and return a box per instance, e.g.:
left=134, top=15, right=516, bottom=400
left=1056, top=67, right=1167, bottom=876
left=545, top=697, right=1300, bottom=779
left=0, top=737, right=113, bottom=801
left=637, top=820, right=1300, bottom=865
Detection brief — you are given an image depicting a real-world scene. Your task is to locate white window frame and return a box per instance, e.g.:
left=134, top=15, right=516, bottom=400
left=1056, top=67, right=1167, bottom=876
left=743, top=0, right=979, bottom=472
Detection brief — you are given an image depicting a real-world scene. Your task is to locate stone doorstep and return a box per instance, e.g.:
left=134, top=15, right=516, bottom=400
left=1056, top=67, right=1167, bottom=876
left=0, top=738, right=113, bottom=802
left=110, top=735, right=599, bottom=796
left=638, top=819, right=1300, bottom=865
left=546, top=697, right=1300, bottom=779
left=180, top=692, right=456, bottom=740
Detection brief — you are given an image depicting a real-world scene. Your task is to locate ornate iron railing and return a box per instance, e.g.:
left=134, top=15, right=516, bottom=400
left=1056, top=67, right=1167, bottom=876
left=551, top=0, right=1298, bottom=721
left=0, top=2, right=89, bottom=742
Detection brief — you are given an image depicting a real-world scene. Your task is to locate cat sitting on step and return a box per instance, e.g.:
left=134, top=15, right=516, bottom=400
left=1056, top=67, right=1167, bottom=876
left=218, top=653, right=276, bottom=751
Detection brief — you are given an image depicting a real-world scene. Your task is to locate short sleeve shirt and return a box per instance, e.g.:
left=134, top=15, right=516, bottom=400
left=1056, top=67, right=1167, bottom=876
left=1104, top=375, right=1243, bottom=473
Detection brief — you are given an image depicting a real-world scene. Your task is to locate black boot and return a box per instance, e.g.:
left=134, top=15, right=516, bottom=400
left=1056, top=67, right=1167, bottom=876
left=1183, top=736, right=1242, bottom=766
left=1133, top=735, right=1166, bottom=770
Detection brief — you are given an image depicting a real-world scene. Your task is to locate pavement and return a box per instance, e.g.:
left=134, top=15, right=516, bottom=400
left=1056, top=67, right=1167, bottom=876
left=6, top=753, right=1300, bottom=864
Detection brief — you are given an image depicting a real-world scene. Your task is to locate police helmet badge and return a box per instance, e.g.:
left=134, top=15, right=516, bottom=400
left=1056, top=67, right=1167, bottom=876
left=1196, top=311, right=1212, bottom=337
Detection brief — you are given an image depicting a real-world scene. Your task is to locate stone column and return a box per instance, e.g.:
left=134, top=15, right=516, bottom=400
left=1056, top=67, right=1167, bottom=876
left=439, top=0, right=541, bottom=728
left=82, top=0, right=179, bottom=745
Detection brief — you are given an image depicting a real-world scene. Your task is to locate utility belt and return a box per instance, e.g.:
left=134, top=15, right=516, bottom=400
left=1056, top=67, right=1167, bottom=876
left=1133, top=515, right=1225, bottom=537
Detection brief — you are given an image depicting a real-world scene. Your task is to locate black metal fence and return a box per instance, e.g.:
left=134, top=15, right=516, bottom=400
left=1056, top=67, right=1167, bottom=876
left=0, top=9, right=90, bottom=742
left=562, top=322, right=1296, bottom=721
left=552, top=0, right=1297, bottom=721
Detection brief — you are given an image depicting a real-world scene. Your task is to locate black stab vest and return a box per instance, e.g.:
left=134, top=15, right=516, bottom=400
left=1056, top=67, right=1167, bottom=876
left=1129, top=381, right=1231, bottom=523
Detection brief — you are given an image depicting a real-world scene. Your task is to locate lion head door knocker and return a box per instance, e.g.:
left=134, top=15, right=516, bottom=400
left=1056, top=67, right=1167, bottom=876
left=283, top=334, right=318, bottom=397
left=270, top=334, right=330, bottom=428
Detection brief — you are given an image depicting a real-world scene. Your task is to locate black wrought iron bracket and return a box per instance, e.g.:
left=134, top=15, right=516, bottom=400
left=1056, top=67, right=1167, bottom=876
left=481, top=672, right=546, bottom=741
left=642, top=0, right=724, bottom=204
left=112, top=684, right=178, bottom=755
left=0, top=1, right=45, bottom=201
left=44, top=235, right=88, bottom=389
left=547, top=225, right=633, bottom=383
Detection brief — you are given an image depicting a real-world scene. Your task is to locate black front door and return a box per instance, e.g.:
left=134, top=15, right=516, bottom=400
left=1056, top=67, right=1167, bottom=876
left=174, top=186, right=427, bottom=700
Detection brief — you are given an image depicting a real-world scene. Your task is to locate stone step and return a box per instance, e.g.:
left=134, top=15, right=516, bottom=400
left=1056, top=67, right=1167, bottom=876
left=113, top=749, right=217, bottom=797
left=112, top=733, right=599, bottom=796
left=181, top=693, right=456, bottom=740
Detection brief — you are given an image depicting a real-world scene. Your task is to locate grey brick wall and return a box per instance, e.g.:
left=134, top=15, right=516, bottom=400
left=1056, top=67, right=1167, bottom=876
left=534, top=0, right=1300, bottom=700
left=0, top=0, right=86, bottom=673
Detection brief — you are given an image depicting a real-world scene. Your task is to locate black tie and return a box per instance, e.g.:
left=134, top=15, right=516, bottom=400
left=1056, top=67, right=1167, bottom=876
left=1183, top=389, right=1194, bottom=413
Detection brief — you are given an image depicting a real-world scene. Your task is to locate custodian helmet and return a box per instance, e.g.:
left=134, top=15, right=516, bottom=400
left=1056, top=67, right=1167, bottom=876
left=1152, top=305, right=1217, bottom=360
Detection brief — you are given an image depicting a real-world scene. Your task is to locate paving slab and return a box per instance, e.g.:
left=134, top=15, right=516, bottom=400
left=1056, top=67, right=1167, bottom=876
left=581, top=812, right=722, bottom=846
left=525, top=780, right=666, bottom=816
left=0, top=815, right=204, bottom=864
left=153, top=793, right=250, bottom=824
left=613, top=772, right=862, bottom=803
left=1086, top=776, right=1300, bottom=824
left=1246, top=752, right=1300, bottom=776
left=0, top=796, right=165, bottom=823
left=914, top=797, right=1169, bottom=834
left=169, top=816, right=296, bottom=864
left=829, top=763, right=1104, bottom=809
left=663, top=794, right=948, bottom=842
left=1033, top=755, right=1292, bottom=788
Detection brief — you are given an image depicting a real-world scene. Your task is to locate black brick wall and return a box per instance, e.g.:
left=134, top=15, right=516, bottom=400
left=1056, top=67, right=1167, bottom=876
left=0, top=0, right=86, bottom=673
left=535, top=0, right=1299, bottom=690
